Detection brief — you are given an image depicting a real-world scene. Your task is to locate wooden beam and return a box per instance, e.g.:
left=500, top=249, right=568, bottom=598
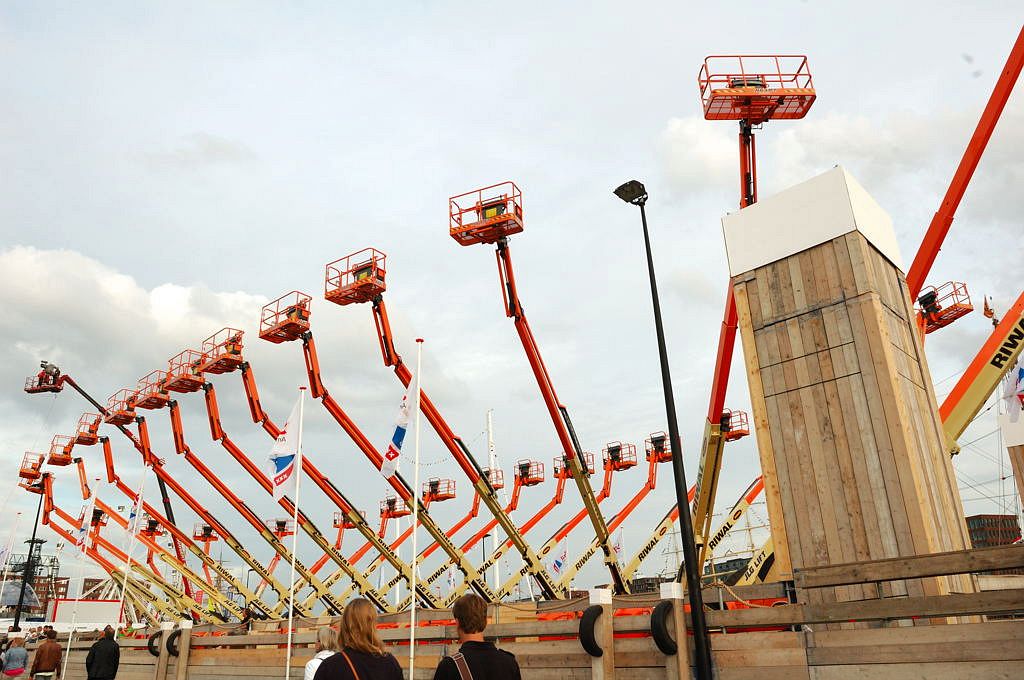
left=795, top=544, right=1024, bottom=588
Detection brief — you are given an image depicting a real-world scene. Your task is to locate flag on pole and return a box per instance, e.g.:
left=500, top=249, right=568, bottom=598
left=550, top=540, right=568, bottom=576
left=446, top=565, right=456, bottom=594
left=267, top=397, right=303, bottom=501
left=1003, top=358, right=1024, bottom=422
left=76, top=494, right=96, bottom=555
left=127, top=495, right=144, bottom=535
left=612, top=529, right=623, bottom=559
left=380, top=378, right=417, bottom=479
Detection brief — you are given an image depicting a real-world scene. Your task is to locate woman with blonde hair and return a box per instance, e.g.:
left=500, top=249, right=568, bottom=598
left=1, top=637, right=27, bottom=677
left=313, top=599, right=401, bottom=680
left=304, top=626, right=340, bottom=680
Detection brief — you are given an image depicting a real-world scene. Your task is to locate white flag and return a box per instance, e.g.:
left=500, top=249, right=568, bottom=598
left=446, top=565, right=456, bottom=594
left=380, top=378, right=416, bottom=479
left=612, top=529, right=623, bottom=559
left=550, top=539, right=568, bottom=576
left=267, top=397, right=303, bottom=501
left=76, top=494, right=96, bottom=555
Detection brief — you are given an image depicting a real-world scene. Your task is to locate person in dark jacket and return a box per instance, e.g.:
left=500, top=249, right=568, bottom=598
left=85, top=626, right=119, bottom=680
left=313, top=599, right=401, bottom=680
left=433, top=594, right=521, bottom=680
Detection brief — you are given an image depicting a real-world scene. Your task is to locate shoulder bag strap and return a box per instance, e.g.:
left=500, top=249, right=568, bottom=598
left=451, top=652, right=474, bottom=680
left=339, top=651, right=362, bottom=680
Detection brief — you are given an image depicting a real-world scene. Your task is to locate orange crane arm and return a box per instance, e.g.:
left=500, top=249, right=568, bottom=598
left=231, top=365, right=441, bottom=608
left=906, top=26, right=1024, bottom=298
left=369, top=295, right=561, bottom=598
left=491, top=240, right=624, bottom=592
left=160, top=406, right=344, bottom=614
left=299, top=331, right=498, bottom=600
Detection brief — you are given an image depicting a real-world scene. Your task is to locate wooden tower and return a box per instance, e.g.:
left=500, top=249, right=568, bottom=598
left=723, top=166, right=975, bottom=608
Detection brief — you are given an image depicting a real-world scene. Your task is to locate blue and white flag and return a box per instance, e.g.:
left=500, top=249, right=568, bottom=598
left=550, top=539, right=568, bottom=576
left=267, top=397, right=303, bottom=501
left=380, top=378, right=416, bottom=479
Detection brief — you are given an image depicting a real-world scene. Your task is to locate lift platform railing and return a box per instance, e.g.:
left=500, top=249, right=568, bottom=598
left=47, top=435, right=75, bottom=466
left=105, top=389, right=138, bottom=425
left=75, top=413, right=102, bottom=445
left=259, top=291, right=312, bottom=343
left=698, top=55, right=815, bottom=124
left=323, top=249, right=563, bottom=599
left=132, top=369, right=171, bottom=410
left=198, top=327, right=244, bottom=374
left=226, top=364, right=444, bottom=609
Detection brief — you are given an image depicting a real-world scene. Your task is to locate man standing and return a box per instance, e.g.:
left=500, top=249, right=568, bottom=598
left=432, top=594, right=521, bottom=680
left=29, top=629, right=62, bottom=679
left=85, top=626, right=119, bottom=680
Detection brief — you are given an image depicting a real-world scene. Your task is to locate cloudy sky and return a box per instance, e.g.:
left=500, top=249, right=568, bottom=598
left=1, top=3, right=1022, bottom=602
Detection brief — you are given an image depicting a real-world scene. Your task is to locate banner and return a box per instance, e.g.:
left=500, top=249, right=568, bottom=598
left=267, top=397, right=303, bottom=501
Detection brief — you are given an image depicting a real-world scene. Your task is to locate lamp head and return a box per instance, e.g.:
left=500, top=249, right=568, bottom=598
left=614, top=180, right=648, bottom=206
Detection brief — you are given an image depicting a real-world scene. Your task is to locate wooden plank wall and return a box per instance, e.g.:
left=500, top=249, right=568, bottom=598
left=732, top=231, right=976, bottom=610
left=1008, top=445, right=1024, bottom=504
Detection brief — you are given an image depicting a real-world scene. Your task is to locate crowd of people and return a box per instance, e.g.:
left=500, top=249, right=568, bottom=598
left=0, top=593, right=517, bottom=680
left=307, top=594, right=521, bottom=680
left=0, top=624, right=119, bottom=679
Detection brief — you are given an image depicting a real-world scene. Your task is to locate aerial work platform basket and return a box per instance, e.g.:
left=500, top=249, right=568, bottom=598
left=260, top=291, right=312, bottom=343
left=515, top=459, right=545, bottom=486
left=104, top=389, right=138, bottom=425
left=449, top=182, right=524, bottom=246
left=164, top=350, right=206, bottom=393
left=603, top=441, right=638, bottom=472
left=554, top=452, right=595, bottom=480
left=133, top=370, right=171, bottom=409
left=644, top=432, right=673, bottom=463
left=19, top=453, right=45, bottom=482
left=198, top=328, right=245, bottom=374
left=193, top=523, right=218, bottom=542
left=699, top=55, right=816, bottom=124
left=325, top=248, right=387, bottom=306
left=75, top=413, right=102, bottom=446
left=380, top=496, right=411, bottom=519
left=24, top=375, right=61, bottom=394
left=140, top=516, right=163, bottom=537
left=484, top=467, right=505, bottom=490
left=422, top=478, right=456, bottom=505
left=721, top=409, right=750, bottom=441
left=48, top=435, right=75, bottom=466
left=266, top=518, right=295, bottom=536
left=333, top=510, right=366, bottom=529
left=917, top=281, right=974, bottom=334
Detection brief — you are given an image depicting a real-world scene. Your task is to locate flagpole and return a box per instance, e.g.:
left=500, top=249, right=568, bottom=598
left=118, top=469, right=147, bottom=623
left=64, top=485, right=99, bottom=680
left=284, top=386, right=306, bottom=680
left=409, top=339, right=424, bottom=679
left=0, top=512, right=23, bottom=607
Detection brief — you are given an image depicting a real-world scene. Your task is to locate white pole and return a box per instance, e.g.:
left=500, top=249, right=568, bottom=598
left=409, top=339, right=424, bottom=680
left=118, top=469, right=147, bottom=622
left=60, top=556, right=88, bottom=679
left=0, top=512, right=23, bottom=606
left=284, top=387, right=306, bottom=680
left=486, top=410, right=499, bottom=594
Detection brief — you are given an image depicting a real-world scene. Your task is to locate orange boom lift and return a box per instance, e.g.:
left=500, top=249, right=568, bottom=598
left=691, top=55, right=817, bottom=575
left=324, top=247, right=562, bottom=599
left=23, top=365, right=198, bottom=606
left=258, top=291, right=499, bottom=601
left=221, top=349, right=444, bottom=609
left=449, top=182, right=625, bottom=593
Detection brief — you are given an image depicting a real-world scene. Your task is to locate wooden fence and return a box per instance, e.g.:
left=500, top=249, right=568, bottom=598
left=46, top=544, right=1024, bottom=679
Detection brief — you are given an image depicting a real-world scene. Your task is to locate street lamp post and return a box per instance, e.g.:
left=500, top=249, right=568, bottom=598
left=614, top=180, right=713, bottom=680
left=12, top=475, right=47, bottom=632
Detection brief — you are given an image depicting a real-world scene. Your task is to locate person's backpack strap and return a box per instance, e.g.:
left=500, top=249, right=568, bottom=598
left=339, top=651, right=361, bottom=680
left=450, top=652, right=473, bottom=680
